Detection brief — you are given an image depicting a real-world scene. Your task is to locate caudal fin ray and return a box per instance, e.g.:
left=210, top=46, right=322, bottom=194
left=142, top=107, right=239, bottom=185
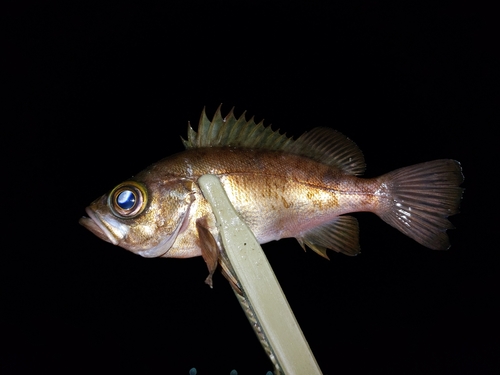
left=376, top=159, right=463, bottom=250
left=392, top=188, right=462, bottom=212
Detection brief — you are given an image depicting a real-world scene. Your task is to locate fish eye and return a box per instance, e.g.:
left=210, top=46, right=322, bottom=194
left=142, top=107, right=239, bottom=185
left=108, top=181, right=147, bottom=218
left=117, top=190, right=136, bottom=209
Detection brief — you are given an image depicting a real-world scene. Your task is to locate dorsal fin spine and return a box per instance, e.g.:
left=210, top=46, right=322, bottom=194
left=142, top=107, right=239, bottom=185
left=182, top=105, right=366, bottom=175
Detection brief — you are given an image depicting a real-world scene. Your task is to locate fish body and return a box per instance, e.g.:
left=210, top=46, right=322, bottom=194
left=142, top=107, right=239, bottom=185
left=80, top=106, right=463, bottom=282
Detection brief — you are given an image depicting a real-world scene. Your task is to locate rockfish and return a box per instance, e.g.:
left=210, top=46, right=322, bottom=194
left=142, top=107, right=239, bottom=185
left=80, top=106, right=463, bottom=285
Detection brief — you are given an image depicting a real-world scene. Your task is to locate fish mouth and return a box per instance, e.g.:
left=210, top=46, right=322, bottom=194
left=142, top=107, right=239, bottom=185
left=79, top=207, right=119, bottom=245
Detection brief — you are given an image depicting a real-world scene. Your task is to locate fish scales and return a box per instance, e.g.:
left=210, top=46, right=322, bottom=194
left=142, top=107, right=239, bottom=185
left=80, top=105, right=464, bottom=281
left=137, top=147, right=378, bottom=248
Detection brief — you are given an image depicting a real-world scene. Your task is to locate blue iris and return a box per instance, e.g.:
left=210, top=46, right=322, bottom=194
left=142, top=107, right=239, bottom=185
left=116, top=190, right=136, bottom=210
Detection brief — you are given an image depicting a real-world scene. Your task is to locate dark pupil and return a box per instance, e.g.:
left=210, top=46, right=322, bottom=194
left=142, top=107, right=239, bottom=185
left=117, top=190, right=136, bottom=210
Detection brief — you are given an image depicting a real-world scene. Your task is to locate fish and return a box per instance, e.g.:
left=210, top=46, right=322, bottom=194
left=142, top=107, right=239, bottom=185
left=80, top=106, right=464, bottom=286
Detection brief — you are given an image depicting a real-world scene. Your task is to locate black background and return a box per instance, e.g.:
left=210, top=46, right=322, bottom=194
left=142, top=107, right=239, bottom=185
left=3, top=1, right=499, bottom=374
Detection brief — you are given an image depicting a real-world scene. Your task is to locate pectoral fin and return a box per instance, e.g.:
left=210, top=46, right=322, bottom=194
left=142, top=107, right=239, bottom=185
left=196, top=218, right=219, bottom=288
left=218, top=245, right=242, bottom=295
left=297, top=215, right=361, bottom=259
left=196, top=218, right=242, bottom=293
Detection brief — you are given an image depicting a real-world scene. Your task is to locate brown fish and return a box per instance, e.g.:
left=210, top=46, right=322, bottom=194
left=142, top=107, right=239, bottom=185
left=80, top=106, right=463, bottom=285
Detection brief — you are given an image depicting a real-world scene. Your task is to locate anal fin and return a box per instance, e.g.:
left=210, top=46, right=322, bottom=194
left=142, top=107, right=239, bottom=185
left=297, top=215, right=360, bottom=258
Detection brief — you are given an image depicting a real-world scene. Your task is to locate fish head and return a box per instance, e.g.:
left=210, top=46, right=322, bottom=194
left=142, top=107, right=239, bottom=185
left=80, top=177, right=196, bottom=258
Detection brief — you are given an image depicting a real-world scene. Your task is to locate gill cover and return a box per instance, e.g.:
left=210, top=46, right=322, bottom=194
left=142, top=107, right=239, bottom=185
left=136, top=180, right=196, bottom=258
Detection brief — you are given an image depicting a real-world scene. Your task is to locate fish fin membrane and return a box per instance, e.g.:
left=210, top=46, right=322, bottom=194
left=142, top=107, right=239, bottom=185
left=196, top=218, right=220, bottom=288
left=182, top=105, right=366, bottom=175
left=376, top=159, right=464, bottom=250
left=297, top=215, right=361, bottom=259
left=289, top=127, right=366, bottom=175
left=182, top=105, right=295, bottom=151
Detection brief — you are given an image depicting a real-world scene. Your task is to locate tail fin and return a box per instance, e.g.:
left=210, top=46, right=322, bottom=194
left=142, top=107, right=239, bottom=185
left=375, top=159, right=464, bottom=250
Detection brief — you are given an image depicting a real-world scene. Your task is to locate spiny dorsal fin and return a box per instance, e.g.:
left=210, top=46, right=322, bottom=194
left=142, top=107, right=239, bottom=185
left=182, top=105, right=366, bottom=175
left=182, top=105, right=295, bottom=151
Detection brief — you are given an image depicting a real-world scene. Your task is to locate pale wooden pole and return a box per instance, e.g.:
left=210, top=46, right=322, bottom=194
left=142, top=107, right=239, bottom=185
left=199, top=175, right=322, bottom=375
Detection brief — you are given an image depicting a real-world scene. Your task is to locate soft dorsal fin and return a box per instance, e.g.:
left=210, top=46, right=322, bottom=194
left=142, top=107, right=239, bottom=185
left=289, top=127, right=366, bottom=176
left=182, top=105, right=366, bottom=175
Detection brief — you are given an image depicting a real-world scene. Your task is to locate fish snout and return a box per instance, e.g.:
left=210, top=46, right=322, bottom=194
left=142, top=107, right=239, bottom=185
left=79, top=207, right=121, bottom=245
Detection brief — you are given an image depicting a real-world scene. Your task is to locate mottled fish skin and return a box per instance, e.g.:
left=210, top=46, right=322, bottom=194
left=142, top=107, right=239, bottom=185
left=145, top=147, right=374, bottom=254
left=80, top=106, right=464, bottom=279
